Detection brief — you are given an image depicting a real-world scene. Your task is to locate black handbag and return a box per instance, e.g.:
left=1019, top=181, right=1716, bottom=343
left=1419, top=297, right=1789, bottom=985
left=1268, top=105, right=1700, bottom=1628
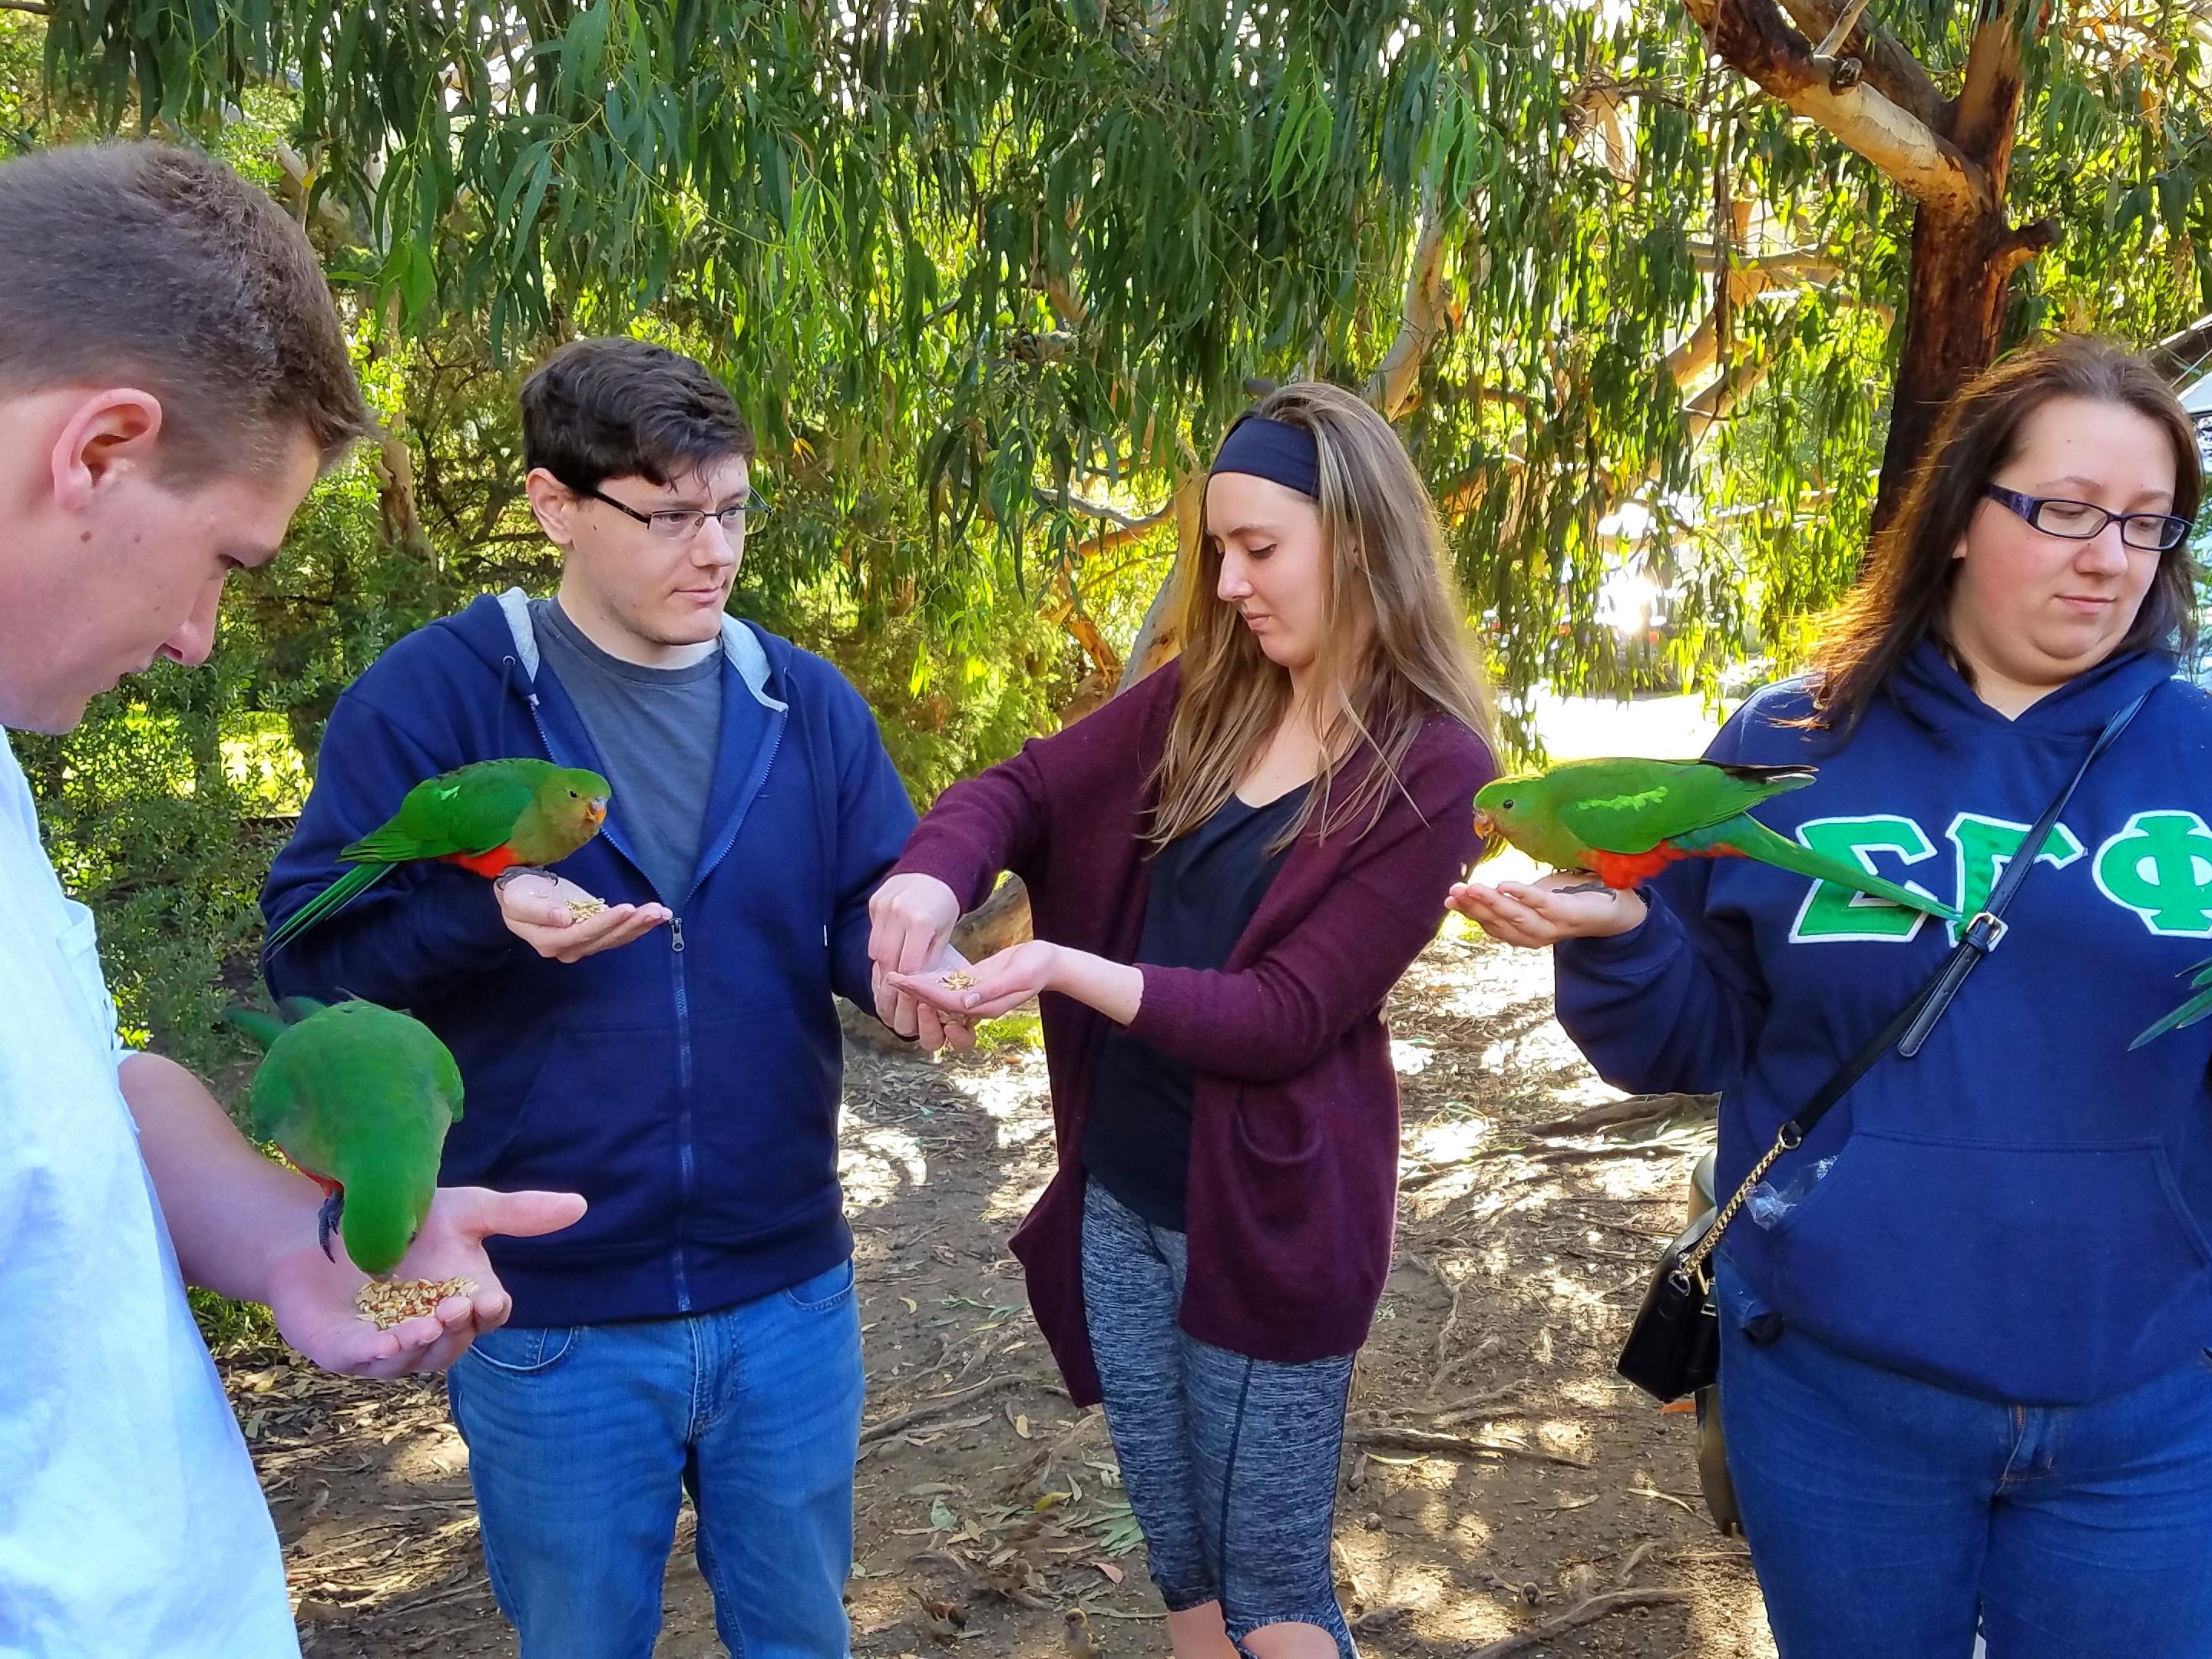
left=1615, top=687, right=2152, bottom=1405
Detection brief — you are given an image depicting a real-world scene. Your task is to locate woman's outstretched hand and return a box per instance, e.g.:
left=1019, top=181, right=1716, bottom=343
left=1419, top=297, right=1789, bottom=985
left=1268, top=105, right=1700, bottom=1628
left=1447, top=872, right=1648, bottom=947
left=889, top=940, right=1064, bottom=1023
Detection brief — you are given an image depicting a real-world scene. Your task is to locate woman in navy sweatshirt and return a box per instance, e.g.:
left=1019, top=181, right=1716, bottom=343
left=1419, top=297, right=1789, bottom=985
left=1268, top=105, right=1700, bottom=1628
left=870, top=383, right=1496, bottom=1657
left=1455, top=336, right=2210, bottom=1657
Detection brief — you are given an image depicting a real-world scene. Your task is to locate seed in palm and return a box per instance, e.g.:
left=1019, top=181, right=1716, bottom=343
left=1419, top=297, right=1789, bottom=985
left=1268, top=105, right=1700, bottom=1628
left=355, top=1277, right=477, bottom=1330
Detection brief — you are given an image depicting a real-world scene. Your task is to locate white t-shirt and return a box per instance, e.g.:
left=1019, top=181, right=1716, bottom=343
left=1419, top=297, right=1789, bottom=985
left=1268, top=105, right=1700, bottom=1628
left=0, top=732, right=299, bottom=1657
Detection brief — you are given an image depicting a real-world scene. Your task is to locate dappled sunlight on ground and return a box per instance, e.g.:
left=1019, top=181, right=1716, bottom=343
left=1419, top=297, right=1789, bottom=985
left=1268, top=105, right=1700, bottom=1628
left=945, top=1051, right=1055, bottom=1150
left=382, top=1422, right=469, bottom=1486
left=839, top=1123, right=930, bottom=1211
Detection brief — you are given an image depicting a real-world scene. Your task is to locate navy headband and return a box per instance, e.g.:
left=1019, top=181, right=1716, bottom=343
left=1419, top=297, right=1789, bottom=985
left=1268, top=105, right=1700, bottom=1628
left=1211, top=415, right=1320, bottom=500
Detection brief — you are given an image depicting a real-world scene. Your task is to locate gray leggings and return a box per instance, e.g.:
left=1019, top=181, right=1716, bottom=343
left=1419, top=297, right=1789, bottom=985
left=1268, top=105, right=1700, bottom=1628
left=1080, top=1179, right=1358, bottom=1655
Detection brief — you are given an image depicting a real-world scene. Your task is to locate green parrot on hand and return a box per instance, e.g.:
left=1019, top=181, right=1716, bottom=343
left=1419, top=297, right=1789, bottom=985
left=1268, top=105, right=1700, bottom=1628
left=267, top=757, right=611, bottom=952
left=228, top=998, right=465, bottom=1277
left=1472, top=758, right=1957, bottom=920
left=2130, top=960, right=2212, bottom=1050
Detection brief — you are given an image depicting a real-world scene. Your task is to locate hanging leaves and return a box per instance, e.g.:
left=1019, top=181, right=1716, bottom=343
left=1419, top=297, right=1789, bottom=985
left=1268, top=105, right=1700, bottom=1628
left=17, top=0, right=2211, bottom=706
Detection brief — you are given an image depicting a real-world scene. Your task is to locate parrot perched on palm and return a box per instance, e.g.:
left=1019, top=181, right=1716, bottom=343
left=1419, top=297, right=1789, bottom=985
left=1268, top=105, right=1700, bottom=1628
left=1472, top=758, right=1957, bottom=920
left=266, top=757, right=610, bottom=951
left=228, top=998, right=465, bottom=1277
left=2131, top=960, right=2212, bottom=1050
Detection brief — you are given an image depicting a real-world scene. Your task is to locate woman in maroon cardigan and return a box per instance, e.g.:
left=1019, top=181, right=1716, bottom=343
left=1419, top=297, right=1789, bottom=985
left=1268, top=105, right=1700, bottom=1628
left=871, top=382, right=1496, bottom=1657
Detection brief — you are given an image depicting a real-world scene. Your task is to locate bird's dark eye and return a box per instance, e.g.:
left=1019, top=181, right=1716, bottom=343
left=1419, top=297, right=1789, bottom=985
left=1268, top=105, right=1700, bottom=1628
left=568, top=790, right=579, bottom=798
left=1501, top=798, right=1515, bottom=810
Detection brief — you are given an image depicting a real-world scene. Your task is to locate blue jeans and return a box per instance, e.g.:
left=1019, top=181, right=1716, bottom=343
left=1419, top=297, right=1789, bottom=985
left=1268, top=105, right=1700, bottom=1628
left=446, top=1259, right=863, bottom=1659
left=1717, top=1261, right=2212, bottom=1658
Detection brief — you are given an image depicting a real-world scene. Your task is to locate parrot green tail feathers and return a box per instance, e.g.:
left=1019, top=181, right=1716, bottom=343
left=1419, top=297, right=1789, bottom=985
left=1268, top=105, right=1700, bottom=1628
left=225, top=1006, right=289, bottom=1053
left=2130, top=958, right=2212, bottom=1051
left=1690, top=816, right=1959, bottom=921
left=226, top=996, right=331, bottom=1053
left=265, top=862, right=396, bottom=955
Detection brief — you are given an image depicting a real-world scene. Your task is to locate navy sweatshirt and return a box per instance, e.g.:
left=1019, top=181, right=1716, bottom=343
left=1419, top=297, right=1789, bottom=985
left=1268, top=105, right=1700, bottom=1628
left=1556, top=643, right=2212, bottom=1405
left=260, top=591, right=917, bottom=1327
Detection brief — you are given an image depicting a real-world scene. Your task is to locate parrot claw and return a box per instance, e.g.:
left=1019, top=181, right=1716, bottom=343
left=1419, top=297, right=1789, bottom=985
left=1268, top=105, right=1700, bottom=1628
left=1555, top=877, right=1617, bottom=897
left=316, top=1189, right=345, bottom=1265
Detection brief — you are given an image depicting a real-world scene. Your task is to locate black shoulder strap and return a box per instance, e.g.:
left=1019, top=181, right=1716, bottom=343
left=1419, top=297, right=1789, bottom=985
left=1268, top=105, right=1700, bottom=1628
left=1781, top=682, right=2154, bottom=1143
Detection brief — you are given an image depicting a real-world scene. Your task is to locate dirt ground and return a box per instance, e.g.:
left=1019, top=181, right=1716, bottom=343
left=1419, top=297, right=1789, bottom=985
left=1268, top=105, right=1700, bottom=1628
left=232, top=925, right=1779, bottom=1659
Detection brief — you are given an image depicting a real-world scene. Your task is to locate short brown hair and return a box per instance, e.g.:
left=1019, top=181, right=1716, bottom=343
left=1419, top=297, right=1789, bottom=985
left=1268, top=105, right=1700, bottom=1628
left=0, top=141, right=373, bottom=476
left=521, top=337, right=756, bottom=493
left=1807, top=335, right=2201, bottom=732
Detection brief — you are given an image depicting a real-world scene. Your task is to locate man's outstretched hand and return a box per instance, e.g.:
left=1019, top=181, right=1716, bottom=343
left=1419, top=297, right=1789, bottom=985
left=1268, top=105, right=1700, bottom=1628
left=497, top=871, right=669, bottom=963
left=263, top=1186, right=586, bottom=1380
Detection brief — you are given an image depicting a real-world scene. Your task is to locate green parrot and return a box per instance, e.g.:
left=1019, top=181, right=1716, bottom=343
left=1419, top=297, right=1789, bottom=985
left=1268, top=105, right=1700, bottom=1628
left=2131, top=960, right=2212, bottom=1049
left=228, top=998, right=465, bottom=1277
left=1472, top=758, right=1957, bottom=920
left=267, top=757, right=611, bottom=952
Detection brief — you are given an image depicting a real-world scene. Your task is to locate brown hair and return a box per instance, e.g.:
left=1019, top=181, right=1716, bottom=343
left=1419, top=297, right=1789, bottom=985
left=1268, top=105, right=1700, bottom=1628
left=1807, top=335, right=2200, bottom=732
left=0, top=142, right=372, bottom=476
left=1150, top=381, right=1497, bottom=849
left=521, top=337, right=757, bottom=491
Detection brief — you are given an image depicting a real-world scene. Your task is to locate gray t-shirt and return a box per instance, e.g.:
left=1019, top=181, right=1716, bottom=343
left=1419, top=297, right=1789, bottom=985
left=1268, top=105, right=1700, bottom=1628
left=531, top=598, right=726, bottom=906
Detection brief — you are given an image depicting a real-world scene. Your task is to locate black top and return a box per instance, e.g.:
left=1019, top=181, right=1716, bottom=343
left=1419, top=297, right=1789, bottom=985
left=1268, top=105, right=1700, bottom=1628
left=1082, top=782, right=1312, bottom=1231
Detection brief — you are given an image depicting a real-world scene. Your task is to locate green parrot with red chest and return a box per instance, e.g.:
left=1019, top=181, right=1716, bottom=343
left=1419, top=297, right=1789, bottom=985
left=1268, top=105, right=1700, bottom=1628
left=1472, top=757, right=1958, bottom=921
left=266, top=757, right=610, bottom=951
left=228, top=998, right=465, bottom=1277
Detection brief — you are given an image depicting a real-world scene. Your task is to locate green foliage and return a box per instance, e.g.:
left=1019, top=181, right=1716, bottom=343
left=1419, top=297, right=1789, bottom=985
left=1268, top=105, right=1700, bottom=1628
left=190, top=1286, right=280, bottom=1356
left=27, top=0, right=2204, bottom=707
left=814, top=597, right=1077, bottom=808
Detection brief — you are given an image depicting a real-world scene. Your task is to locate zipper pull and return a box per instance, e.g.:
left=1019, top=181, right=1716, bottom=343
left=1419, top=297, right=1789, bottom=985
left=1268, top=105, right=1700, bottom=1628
left=670, top=916, right=686, bottom=953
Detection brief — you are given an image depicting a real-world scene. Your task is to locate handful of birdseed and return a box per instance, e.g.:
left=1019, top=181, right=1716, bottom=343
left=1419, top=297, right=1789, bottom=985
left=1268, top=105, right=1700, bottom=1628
left=941, top=970, right=976, bottom=990
left=355, top=1276, right=477, bottom=1330
left=564, top=896, right=609, bottom=920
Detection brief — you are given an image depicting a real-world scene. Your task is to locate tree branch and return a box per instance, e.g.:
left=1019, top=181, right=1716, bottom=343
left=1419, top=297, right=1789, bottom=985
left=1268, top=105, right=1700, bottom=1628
left=1771, top=0, right=1949, bottom=127
left=1365, top=187, right=1453, bottom=420
left=1686, top=0, right=1986, bottom=216
left=2149, top=312, right=2212, bottom=385
left=1466, top=1590, right=1697, bottom=1659
left=1116, top=446, right=1205, bottom=692
left=1034, top=488, right=1172, bottom=535
left=1950, top=0, right=2036, bottom=162
left=0, top=2, right=55, bottom=14
left=1814, top=0, right=1875, bottom=58
left=1685, top=245, right=1844, bottom=283
left=1989, top=216, right=2058, bottom=283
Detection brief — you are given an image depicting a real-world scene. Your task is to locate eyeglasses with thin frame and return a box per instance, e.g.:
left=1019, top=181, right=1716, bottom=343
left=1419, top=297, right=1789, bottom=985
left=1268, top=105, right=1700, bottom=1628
left=570, top=481, right=769, bottom=541
left=1983, top=485, right=2191, bottom=553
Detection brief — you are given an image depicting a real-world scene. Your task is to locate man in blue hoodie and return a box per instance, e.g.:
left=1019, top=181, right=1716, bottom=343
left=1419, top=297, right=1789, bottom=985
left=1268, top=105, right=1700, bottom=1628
left=263, top=337, right=947, bottom=1657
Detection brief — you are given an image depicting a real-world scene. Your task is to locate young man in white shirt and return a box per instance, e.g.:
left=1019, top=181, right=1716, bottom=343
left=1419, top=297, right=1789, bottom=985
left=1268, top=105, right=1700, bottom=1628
left=0, top=141, right=586, bottom=1658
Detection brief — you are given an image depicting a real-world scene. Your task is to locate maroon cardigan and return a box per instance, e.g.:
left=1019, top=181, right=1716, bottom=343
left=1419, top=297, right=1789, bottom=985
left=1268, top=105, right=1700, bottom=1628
left=891, top=663, right=1496, bottom=1404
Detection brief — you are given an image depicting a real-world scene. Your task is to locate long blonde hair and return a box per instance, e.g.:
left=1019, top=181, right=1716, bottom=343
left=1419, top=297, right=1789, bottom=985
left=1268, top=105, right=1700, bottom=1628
left=1149, top=381, right=1496, bottom=849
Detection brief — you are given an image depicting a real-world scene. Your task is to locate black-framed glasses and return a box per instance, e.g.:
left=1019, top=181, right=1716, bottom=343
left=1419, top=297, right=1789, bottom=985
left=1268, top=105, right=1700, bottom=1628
left=1984, top=485, right=2192, bottom=552
left=573, top=481, right=768, bottom=541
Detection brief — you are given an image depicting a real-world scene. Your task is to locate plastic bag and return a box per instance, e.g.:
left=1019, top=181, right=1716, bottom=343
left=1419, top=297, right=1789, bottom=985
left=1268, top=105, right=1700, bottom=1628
left=1746, top=1155, right=1835, bottom=1229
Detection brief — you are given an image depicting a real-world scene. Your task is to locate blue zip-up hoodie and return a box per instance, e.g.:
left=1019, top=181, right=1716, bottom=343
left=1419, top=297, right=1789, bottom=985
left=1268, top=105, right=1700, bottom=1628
left=260, top=590, right=917, bottom=1326
left=1556, top=643, right=2212, bottom=1405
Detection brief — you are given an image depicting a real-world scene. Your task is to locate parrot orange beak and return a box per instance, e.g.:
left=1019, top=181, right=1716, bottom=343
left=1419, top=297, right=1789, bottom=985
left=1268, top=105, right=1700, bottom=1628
left=1471, top=808, right=1507, bottom=865
left=586, top=797, right=609, bottom=829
